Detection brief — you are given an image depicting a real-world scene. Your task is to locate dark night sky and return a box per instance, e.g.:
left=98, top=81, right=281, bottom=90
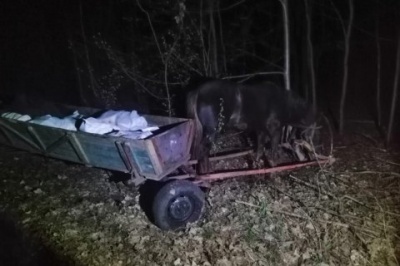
left=1, top=0, right=399, bottom=129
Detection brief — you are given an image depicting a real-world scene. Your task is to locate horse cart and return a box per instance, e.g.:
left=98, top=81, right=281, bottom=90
left=0, top=103, right=332, bottom=230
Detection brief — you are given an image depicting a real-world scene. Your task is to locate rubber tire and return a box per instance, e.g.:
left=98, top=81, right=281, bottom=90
left=152, top=180, right=205, bottom=231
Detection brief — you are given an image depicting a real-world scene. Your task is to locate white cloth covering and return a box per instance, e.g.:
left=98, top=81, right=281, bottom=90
left=79, top=110, right=158, bottom=139
left=1, top=112, right=32, bottom=122
left=2, top=109, right=158, bottom=140
left=96, top=110, right=148, bottom=131
left=78, top=117, right=115, bottom=135
left=29, top=111, right=81, bottom=131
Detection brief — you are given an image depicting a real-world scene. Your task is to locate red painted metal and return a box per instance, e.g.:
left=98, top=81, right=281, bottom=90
left=169, top=156, right=334, bottom=183
left=196, top=158, right=334, bottom=182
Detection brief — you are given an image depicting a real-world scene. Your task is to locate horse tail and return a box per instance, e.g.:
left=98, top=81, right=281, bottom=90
left=186, top=89, right=203, bottom=160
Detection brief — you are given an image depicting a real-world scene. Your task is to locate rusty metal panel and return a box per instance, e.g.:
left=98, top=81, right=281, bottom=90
left=124, top=120, right=194, bottom=180
left=151, top=121, right=193, bottom=168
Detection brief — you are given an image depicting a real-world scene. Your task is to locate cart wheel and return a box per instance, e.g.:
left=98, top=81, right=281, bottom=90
left=152, top=180, right=205, bottom=230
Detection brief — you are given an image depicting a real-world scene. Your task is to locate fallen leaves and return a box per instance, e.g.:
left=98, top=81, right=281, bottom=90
left=0, top=131, right=399, bottom=265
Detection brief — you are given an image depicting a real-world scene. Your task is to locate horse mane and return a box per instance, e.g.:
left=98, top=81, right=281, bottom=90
left=186, top=89, right=203, bottom=160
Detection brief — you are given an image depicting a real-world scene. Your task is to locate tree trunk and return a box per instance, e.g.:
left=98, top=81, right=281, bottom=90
left=304, top=0, right=317, bottom=113
left=79, top=2, right=97, bottom=104
left=208, top=0, right=219, bottom=76
left=216, top=0, right=227, bottom=74
left=69, top=40, right=88, bottom=106
left=279, top=0, right=291, bottom=91
left=375, top=17, right=382, bottom=128
left=386, top=33, right=400, bottom=145
left=339, top=0, right=354, bottom=134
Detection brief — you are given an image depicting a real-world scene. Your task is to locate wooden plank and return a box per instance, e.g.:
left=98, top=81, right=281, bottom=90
left=145, top=140, right=163, bottom=176
left=27, top=126, right=46, bottom=152
left=67, top=133, right=91, bottom=165
left=115, top=141, right=133, bottom=173
left=0, top=124, right=15, bottom=146
left=0, top=120, right=40, bottom=150
left=122, top=142, right=145, bottom=177
left=45, top=133, right=70, bottom=154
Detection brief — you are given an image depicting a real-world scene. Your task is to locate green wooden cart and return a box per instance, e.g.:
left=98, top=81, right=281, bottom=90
left=0, top=104, right=206, bottom=230
left=0, top=104, right=332, bottom=230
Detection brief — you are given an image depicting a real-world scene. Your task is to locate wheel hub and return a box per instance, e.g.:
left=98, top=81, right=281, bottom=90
left=169, top=196, right=193, bottom=221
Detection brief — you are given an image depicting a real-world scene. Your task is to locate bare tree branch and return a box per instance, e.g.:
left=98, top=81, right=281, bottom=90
left=223, top=72, right=284, bottom=80
left=136, top=0, right=164, bottom=65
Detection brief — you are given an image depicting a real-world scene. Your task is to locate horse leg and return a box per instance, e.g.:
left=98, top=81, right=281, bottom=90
left=198, top=155, right=211, bottom=175
left=198, top=126, right=218, bottom=174
left=196, top=104, right=219, bottom=174
left=196, top=139, right=210, bottom=174
left=196, top=135, right=212, bottom=174
left=255, top=131, right=267, bottom=161
left=265, top=113, right=282, bottom=168
left=300, top=123, right=321, bottom=160
left=266, top=131, right=281, bottom=167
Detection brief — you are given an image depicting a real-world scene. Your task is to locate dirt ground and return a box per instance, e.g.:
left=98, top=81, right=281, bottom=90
left=0, top=123, right=399, bottom=266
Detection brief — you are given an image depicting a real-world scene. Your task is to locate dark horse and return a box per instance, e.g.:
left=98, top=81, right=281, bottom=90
left=186, top=78, right=317, bottom=174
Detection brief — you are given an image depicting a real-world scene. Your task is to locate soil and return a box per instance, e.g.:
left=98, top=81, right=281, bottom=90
left=0, top=122, right=399, bottom=266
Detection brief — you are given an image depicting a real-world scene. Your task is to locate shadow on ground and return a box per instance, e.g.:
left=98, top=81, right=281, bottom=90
left=0, top=212, right=76, bottom=266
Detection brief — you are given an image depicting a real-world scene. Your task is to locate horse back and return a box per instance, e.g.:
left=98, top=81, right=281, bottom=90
left=240, top=82, right=314, bottom=129
left=239, top=83, right=285, bottom=128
